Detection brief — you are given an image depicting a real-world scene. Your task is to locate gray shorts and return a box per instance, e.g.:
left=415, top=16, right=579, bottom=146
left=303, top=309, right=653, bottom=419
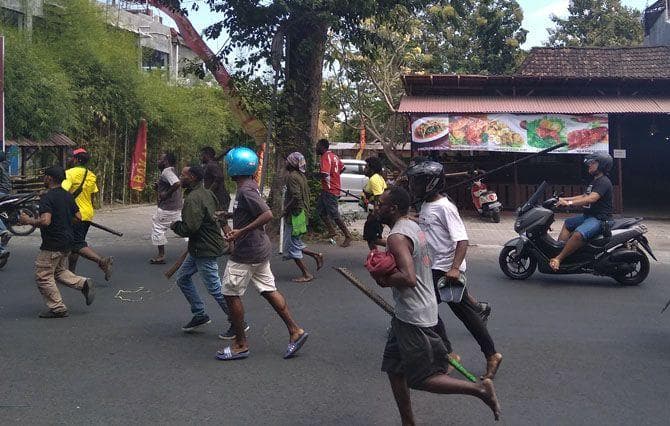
left=316, top=191, right=341, bottom=220
left=381, top=317, right=449, bottom=389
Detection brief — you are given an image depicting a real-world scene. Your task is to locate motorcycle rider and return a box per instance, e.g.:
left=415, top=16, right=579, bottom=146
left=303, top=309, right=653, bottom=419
left=407, top=160, right=502, bottom=380
left=549, top=153, right=614, bottom=271
left=0, top=151, right=12, bottom=260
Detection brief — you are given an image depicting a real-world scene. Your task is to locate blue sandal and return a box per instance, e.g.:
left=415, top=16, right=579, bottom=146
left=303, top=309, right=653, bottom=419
left=284, top=332, right=309, bottom=359
left=216, top=347, right=249, bottom=361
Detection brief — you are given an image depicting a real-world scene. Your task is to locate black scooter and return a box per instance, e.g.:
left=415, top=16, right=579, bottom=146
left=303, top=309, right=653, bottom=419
left=499, top=181, right=656, bottom=286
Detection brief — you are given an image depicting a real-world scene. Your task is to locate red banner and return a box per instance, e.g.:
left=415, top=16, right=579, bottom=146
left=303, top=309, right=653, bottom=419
left=130, top=119, right=148, bottom=191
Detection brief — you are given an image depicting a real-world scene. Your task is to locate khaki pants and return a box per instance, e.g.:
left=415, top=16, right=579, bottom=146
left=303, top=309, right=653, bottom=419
left=35, top=250, right=87, bottom=313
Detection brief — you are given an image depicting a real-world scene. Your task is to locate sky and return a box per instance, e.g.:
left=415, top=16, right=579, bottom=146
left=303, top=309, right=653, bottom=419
left=152, top=0, right=654, bottom=53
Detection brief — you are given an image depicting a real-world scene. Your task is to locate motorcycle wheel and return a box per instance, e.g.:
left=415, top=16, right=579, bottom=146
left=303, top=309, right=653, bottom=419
left=613, top=251, right=650, bottom=286
left=499, top=246, right=537, bottom=280
left=8, top=206, right=38, bottom=236
left=491, top=210, right=501, bottom=223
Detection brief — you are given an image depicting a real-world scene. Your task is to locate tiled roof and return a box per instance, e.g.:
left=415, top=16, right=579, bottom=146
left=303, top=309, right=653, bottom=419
left=517, top=46, right=670, bottom=79
left=6, top=134, right=76, bottom=147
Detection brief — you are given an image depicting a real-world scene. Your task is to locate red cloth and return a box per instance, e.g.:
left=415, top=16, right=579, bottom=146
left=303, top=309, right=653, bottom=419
left=365, top=249, right=397, bottom=278
left=320, top=151, right=344, bottom=196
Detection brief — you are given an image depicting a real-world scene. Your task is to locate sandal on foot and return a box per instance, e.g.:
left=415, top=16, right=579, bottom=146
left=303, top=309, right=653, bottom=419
left=149, top=258, right=166, bottom=265
left=216, top=347, right=249, bottom=361
left=284, top=332, right=309, bottom=359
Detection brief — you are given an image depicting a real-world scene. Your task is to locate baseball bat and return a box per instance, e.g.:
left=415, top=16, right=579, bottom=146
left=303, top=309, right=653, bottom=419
left=89, top=221, right=123, bottom=237
left=334, top=267, right=478, bottom=382
left=165, top=249, right=188, bottom=279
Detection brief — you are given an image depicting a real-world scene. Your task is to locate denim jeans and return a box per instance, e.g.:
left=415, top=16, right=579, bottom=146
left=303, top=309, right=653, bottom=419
left=176, top=254, right=230, bottom=320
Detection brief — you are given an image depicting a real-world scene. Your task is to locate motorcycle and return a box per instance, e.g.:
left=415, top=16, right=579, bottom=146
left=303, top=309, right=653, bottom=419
left=499, top=181, right=656, bottom=286
left=470, top=170, right=502, bottom=223
left=0, top=191, right=40, bottom=236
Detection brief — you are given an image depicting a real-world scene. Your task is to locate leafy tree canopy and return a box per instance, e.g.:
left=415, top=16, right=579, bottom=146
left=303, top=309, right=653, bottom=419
left=547, top=0, right=643, bottom=47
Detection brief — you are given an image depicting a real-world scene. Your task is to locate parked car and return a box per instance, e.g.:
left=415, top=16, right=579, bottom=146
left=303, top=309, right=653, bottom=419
left=340, top=159, right=369, bottom=201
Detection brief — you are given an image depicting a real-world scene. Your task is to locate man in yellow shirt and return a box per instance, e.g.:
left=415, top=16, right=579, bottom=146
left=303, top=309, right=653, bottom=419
left=362, top=157, right=387, bottom=250
left=62, top=149, right=113, bottom=281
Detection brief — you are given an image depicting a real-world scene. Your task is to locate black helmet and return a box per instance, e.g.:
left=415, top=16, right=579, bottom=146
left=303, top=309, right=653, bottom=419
left=584, top=152, right=613, bottom=174
left=405, top=160, right=445, bottom=203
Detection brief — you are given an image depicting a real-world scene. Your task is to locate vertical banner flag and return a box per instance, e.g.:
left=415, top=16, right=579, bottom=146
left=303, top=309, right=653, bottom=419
left=356, top=125, right=366, bottom=160
left=130, top=119, right=148, bottom=191
left=254, top=143, right=266, bottom=185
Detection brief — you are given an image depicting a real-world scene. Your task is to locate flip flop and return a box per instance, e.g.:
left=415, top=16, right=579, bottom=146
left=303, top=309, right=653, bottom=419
left=284, top=332, right=309, bottom=359
left=216, top=347, right=250, bottom=361
left=149, top=258, right=166, bottom=265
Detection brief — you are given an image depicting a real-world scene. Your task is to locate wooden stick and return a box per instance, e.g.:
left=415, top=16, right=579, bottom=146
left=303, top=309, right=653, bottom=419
left=165, top=250, right=188, bottom=279
left=334, top=267, right=478, bottom=382
left=89, top=221, right=123, bottom=237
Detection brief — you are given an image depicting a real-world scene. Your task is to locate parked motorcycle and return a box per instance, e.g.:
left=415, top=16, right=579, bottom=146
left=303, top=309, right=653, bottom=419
left=499, top=181, right=655, bottom=286
left=470, top=170, right=502, bottom=223
left=0, top=191, right=40, bottom=236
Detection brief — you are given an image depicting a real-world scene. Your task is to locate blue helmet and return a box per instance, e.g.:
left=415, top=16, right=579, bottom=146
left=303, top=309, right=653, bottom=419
left=225, top=147, right=259, bottom=177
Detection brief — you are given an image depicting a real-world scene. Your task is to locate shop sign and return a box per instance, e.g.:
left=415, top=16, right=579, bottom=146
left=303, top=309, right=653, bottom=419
left=411, top=113, right=609, bottom=154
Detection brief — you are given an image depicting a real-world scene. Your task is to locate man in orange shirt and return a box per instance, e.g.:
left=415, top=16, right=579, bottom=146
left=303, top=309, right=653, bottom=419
left=315, top=139, right=352, bottom=247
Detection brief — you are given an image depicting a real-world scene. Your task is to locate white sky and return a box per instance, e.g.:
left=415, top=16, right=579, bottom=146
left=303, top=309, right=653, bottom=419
left=152, top=0, right=653, bottom=54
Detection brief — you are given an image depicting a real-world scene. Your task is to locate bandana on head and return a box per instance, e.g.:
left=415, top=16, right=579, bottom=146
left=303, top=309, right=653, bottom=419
left=286, top=152, right=306, bottom=173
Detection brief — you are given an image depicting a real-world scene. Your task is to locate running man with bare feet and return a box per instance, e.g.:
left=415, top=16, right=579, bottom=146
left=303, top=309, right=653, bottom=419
left=371, top=186, right=501, bottom=423
left=283, top=152, right=323, bottom=282
left=217, top=147, right=308, bottom=361
left=315, top=138, right=352, bottom=247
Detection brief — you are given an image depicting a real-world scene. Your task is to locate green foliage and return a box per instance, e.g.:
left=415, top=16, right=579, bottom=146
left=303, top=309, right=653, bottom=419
left=547, top=0, right=644, bottom=47
left=1, top=0, right=236, bottom=205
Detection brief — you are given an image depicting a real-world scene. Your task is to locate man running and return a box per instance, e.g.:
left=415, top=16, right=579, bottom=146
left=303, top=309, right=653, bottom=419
left=283, top=152, right=323, bottom=282
left=170, top=165, right=238, bottom=336
left=150, top=152, right=182, bottom=264
left=20, top=166, right=95, bottom=318
left=407, top=161, right=502, bottom=380
left=62, top=148, right=113, bottom=281
left=362, top=156, right=387, bottom=250
left=217, top=147, right=308, bottom=361
left=315, top=138, right=352, bottom=247
left=372, top=186, right=500, bottom=423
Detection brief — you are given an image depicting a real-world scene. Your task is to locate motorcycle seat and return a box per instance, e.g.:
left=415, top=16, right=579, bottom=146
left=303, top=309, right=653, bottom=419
left=611, top=217, right=642, bottom=230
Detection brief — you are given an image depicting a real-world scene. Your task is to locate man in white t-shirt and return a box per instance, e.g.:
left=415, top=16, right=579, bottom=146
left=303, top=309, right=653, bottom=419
left=408, top=160, right=502, bottom=381
left=150, top=152, right=182, bottom=264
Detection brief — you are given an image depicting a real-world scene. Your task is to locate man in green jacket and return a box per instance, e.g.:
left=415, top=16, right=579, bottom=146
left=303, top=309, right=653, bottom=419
left=171, top=165, right=241, bottom=335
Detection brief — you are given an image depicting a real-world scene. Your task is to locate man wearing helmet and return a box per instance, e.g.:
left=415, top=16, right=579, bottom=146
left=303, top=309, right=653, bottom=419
left=217, top=147, right=308, bottom=361
left=407, top=160, right=502, bottom=380
left=550, top=152, right=614, bottom=271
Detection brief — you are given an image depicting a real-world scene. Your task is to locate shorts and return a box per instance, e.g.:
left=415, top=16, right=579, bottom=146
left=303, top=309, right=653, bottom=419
left=564, top=214, right=607, bottom=239
left=363, top=214, right=383, bottom=243
left=151, top=208, right=181, bottom=246
left=72, top=221, right=91, bottom=252
left=316, top=191, right=341, bottom=220
left=222, top=259, right=277, bottom=296
left=282, top=221, right=306, bottom=260
left=381, top=317, right=449, bottom=389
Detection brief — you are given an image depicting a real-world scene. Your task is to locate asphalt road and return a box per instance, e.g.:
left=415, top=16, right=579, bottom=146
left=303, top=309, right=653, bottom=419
left=1, top=222, right=670, bottom=425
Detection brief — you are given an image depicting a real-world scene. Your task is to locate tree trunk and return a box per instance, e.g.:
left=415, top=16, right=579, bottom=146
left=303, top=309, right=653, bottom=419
left=270, top=16, right=329, bottom=213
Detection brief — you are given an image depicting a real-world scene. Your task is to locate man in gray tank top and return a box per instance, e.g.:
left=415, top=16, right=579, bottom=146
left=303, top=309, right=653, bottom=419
left=371, top=186, right=501, bottom=423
